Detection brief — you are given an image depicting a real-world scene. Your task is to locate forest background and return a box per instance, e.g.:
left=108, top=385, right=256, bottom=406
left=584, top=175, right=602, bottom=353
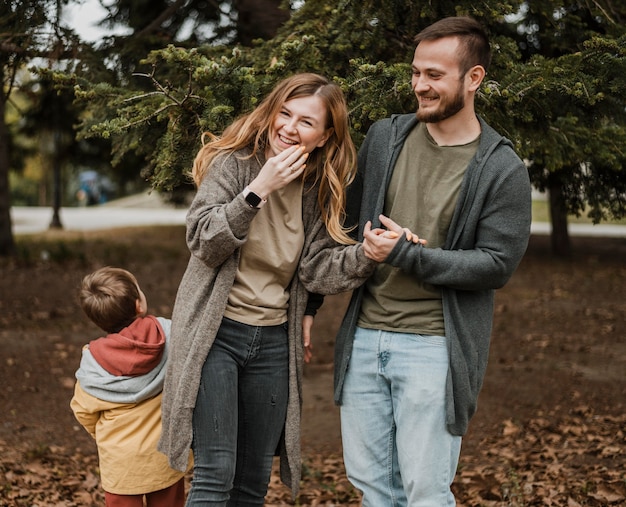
left=2, top=0, right=626, bottom=257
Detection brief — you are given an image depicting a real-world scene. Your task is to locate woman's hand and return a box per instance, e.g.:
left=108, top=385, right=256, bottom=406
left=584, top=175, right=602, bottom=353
left=248, top=145, right=308, bottom=198
left=303, top=315, right=314, bottom=363
left=362, top=214, right=427, bottom=262
left=378, top=214, right=426, bottom=245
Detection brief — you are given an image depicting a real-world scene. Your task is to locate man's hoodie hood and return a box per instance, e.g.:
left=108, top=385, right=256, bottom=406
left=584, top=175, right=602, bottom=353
left=89, top=315, right=165, bottom=376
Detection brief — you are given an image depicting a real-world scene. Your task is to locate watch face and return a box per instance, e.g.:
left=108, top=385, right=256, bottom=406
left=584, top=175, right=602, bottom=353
left=245, top=191, right=262, bottom=207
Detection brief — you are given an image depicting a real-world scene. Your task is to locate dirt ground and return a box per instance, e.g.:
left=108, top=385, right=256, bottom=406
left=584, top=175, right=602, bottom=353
left=0, top=226, right=624, bottom=506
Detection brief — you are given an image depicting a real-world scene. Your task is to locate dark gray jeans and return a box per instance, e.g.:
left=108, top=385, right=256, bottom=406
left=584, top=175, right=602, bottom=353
left=186, top=317, right=289, bottom=506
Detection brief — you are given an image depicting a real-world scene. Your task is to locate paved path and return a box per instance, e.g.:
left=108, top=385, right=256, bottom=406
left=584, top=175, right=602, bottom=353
left=10, top=196, right=626, bottom=238
left=12, top=205, right=188, bottom=235
left=529, top=221, right=626, bottom=238
left=11, top=191, right=187, bottom=235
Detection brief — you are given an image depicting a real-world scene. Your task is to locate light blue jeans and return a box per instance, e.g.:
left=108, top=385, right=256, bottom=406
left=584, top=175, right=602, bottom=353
left=340, top=326, right=461, bottom=507
left=186, top=317, right=289, bottom=507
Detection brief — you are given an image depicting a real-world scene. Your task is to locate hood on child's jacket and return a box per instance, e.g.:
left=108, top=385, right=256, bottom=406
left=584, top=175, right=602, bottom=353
left=89, top=315, right=165, bottom=376
left=75, top=316, right=172, bottom=404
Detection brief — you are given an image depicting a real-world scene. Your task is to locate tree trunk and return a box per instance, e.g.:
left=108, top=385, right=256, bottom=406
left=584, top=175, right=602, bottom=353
left=0, top=70, right=16, bottom=257
left=49, top=130, right=63, bottom=230
left=548, top=175, right=571, bottom=257
left=233, top=0, right=290, bottom=46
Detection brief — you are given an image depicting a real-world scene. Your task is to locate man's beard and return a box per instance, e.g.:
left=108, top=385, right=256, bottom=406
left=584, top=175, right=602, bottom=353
left=416, top=82, right=465, bottom=123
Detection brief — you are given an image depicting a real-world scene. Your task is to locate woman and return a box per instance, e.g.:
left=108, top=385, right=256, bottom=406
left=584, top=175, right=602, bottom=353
left=158, top=73, right=374, bottom=505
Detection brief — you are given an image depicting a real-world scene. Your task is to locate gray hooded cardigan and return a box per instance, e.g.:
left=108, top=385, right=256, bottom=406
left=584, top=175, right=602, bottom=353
left=301, top=114, right=532, bottom=437
left=158, top=148, right=374, bottom=497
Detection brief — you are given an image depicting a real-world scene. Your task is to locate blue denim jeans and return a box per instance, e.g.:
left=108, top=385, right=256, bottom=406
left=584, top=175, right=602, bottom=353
left=186, top=317, right=289, bottom=507
left=340, top=326, right=461, bottom=507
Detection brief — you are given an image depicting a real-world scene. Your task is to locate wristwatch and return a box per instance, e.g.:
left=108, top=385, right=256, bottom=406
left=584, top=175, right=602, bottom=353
left=242, top=186, right=267, bottom=208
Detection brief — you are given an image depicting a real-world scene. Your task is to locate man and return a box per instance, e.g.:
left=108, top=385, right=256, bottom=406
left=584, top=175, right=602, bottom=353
left=334, top=16, right=532, bottom=506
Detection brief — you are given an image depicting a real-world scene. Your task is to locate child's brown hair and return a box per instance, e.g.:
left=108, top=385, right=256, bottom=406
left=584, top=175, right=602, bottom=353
left=79, top=267, right=140, bottom=333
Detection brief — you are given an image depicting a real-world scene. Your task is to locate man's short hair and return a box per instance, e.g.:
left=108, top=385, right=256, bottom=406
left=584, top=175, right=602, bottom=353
left=414, top=16, right=492, bottom=75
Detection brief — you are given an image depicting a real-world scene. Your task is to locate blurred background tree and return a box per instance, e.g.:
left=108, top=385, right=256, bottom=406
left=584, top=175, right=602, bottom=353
left=2, top=0, right=626, bottom=256
left=489, top=0, right=626, bottom=255
left=1, top=0, right=74, bottom=254
left=1, top=0, right=291, bottom=253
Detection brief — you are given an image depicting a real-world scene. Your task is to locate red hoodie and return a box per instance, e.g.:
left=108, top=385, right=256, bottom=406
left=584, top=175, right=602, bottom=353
left=88, top=315, right=165, bottom=376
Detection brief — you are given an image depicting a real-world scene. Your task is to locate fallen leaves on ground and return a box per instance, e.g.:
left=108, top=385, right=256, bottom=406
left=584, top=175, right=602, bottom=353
left=2, top=408, right=623, bottom=506
left=452, top=408, right=625, bottom=507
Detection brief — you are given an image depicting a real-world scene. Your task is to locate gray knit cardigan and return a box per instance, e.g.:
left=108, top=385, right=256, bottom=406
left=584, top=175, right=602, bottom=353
left=301, top=114, right=533, bottom=437
left=158, top=148, right=374, bottom=497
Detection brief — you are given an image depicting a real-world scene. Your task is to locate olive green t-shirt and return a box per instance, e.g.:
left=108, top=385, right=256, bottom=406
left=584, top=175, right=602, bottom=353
left=358, top=122, right=479, bottom=336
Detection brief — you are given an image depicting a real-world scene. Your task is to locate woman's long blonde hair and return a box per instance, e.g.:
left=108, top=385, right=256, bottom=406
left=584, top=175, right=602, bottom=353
left=192, top=73, right=357, bottom=245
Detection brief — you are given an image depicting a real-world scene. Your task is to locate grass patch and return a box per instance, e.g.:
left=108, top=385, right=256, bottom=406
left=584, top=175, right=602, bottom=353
left=6, top=225, right=187, bottom=268
left=531, top=199, right=626, bottom=225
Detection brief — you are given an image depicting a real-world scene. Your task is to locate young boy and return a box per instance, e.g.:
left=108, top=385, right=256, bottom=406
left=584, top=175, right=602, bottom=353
left=70, top=266, right=187, bottom=507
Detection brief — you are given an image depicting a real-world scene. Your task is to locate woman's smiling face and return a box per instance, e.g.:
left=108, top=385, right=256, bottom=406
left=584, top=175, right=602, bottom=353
left=267, top=95, right=332, bottom=157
